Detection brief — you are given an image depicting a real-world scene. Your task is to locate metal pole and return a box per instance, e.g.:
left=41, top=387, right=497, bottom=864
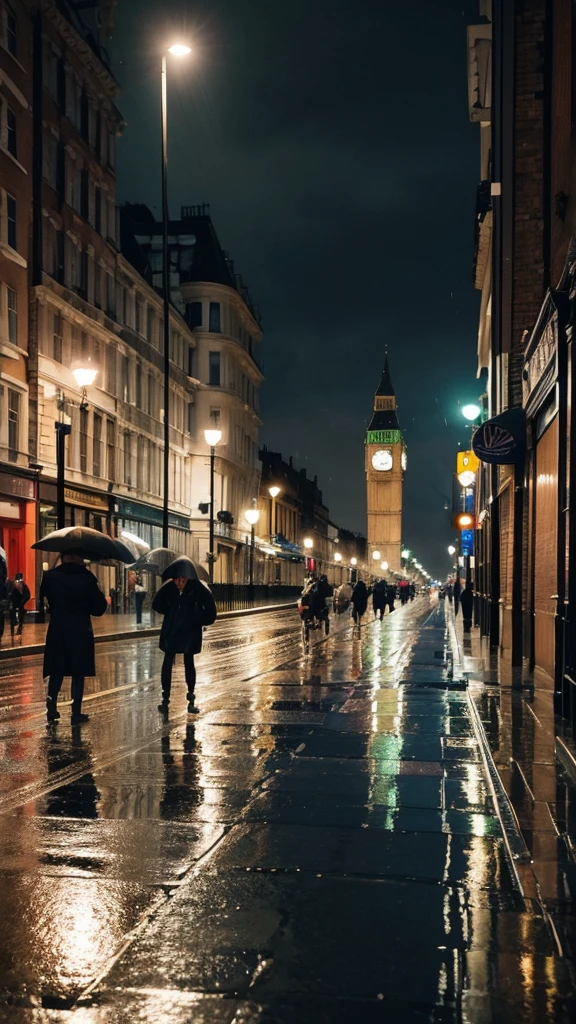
left=55, top=421, right=71, bottom=529
left=161, top=53, right=170, bottom=548
left=249, top=524, right=255, bottom=586
left=209, top=446, right=215, bottom=584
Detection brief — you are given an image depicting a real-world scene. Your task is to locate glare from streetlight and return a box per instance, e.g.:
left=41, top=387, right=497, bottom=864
left=351, top=557, right=357, bottom=566
left=381, top=561, right=388, bottom=571
left=245, top=508, right=260, bottom=526
left=334, top=552, right=342, bottom=562
left=168, top=43, right=192, bottom=56
left=372, top=550, right=381, bottom=561
left=268, top=486, right=280, bottom=499
left=448, top=545, right=456, bottom=556
left=458, top=470, right=476, bottom=488
left=303, top=537, right=313, bottom=550
left=204, top=428, right=222, bottom=447
left=401, top=548, right=410, bottom=559
left=462, top=403, right=481, bottom=421
left=72, top=364, right=98, bottom=388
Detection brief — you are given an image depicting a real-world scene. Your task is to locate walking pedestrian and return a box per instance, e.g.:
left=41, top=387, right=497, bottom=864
left=9, top=573, right=30, bottom=635
left=460, top=584, right=474, bottom=633
left=134, top=576, right=147, bottom=627
left=152, top=557, right=217, bottom=715
left=386, top=581, right=396, bottom=614
left=41, top=552, right=108, bottom=724
left=351, top=579, right=368, bottom=624
left=372, top=579, right=387, bottom=620
left=453, top=576, right=462, bottom=616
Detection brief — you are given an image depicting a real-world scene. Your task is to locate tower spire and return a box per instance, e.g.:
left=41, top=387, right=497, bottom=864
left=375, top=353, right=395, bottom=397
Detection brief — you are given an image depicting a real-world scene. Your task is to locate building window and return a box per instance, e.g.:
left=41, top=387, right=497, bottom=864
left=186, top=301, right=202, bottom=328
left=93, top=413, right=102, bottom=477
left=123, top=431, right=132, bottom=485
left=209, top=351, right=221, bottom=386
left=79, top=408, right=88, bottom=473
left=106, top=419, right=115, bottom=482
left=80, top=88, right=89, bottom=141
left=187, top=401, right=194, bottom=434
left=7, top=286, right=17, bottom=344
left=7, top=387, right=19, bottom=461
left=135, top=298, right=144, bottom=334
left=94, top=186, right=101, bottom=233
left=53, top=313, right=63, bottom=362
left=209, top=302, right=221, bottom=332
left=5, top=106, right=16, bottom=158
left=6, top=193, right=16, bottom=249
left=43, top=131, right=59, bottom=190
left=147, top=306, right=155, bottom=345
left=80, top=167, right=89, bottom=219
left=188, top=347, right=195, bottom=377
left=106, top=344, right=116, bottom=394
left=6, top=5, right=17, bottom=57
left=121, top=354, right=130, bottom=403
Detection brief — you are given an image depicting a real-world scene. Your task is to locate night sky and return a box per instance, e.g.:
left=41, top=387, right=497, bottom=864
left=110, top=0, right=481, bottom=578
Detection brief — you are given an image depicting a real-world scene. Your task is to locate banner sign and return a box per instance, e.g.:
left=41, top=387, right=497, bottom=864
left=472, top=408, right=526, bottom=465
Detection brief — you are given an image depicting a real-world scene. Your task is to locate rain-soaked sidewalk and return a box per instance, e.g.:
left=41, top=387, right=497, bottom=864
left=0, top=598, right=574, bottom=1021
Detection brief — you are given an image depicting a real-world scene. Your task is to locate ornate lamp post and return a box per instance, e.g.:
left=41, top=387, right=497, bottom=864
left=55, top=363, right=98, bottom=529
left=245, top=507, right=260, bottom=586
left=204, top=428, right=222, bottom=583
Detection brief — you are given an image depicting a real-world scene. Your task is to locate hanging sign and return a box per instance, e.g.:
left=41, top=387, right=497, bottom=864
left=472, top=408, right=526, bottom=465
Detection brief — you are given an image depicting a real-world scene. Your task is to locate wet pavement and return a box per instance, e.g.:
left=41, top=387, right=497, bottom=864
left=0, top=598, right=575, bottom=1021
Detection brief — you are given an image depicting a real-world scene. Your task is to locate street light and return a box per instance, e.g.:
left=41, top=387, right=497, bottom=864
left=458, top=470, right=476, bottom=488
left=350, top=557, right=357, bottom=566
left=334, top=552, right=342, bottom=562
left=55, top=362, right=99, bottom=528
left=204, top=428, right=222, bottom=583
left=244, top=507, right=260, bottom=586
left=372, top=550, right=381, bottom=562
left=401, top=548, right=410, bottom=560
left=462, top=403, right=481, bottom=422
left=448, top=545, right=456, bottom=556
left=161, top=41, right=192, bottom=547
left=268, top=485, right=280, bottom=539
left=303, top=537, right=313, bottom=550
left=381, top=561, right=388, bottom=571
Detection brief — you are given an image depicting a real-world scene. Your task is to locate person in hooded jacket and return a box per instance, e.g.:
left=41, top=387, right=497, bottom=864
left=41, top=552, right=108, bottom=723
left=351, top=579, right=368, bottom=623
left=152, top=560, right=217, bottom=714
left=372, top=579, right=388, bottom=620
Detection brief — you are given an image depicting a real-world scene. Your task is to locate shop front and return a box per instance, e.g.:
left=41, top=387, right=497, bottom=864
left=38, top=481, right=114, bottom=598
left=113, top=497, right=192, bottom=608
left=0, top=470, right=37, bottom=607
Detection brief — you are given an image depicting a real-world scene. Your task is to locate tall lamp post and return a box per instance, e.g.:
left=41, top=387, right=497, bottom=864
left=204, top=428, right=222, bottom=583
left=268, top=485, right=280, bottom=539
left=245, top=508, right=260, bottom=586
left=161, top=42, right=191, bottom=548
left=56, top=364, right=98, bottom=529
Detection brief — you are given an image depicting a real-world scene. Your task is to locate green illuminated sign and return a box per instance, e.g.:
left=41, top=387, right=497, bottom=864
left=366, top=429, right=401, bottom=445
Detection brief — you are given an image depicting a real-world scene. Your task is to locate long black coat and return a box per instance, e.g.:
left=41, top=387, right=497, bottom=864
left=152, top=579, right=217, bottom=655
left=372, top=581, right=388, bottom=611
left=351, top=581, right=368, bottom=615
left=40, top=563, right=108, bottom=678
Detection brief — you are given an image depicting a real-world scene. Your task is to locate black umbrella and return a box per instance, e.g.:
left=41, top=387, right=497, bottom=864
left=161, top=555, right=210, bottom=584
left=32, top=526, right=135, bottom=563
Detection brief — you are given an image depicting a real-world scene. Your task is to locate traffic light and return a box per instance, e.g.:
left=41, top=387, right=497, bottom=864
left=452, top=512, right=475, bottom=530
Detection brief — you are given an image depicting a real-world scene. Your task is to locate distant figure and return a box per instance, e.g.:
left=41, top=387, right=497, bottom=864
left=409, top=582, right=416, bottom=602
left=9, top=573, right=30, bottom=635
left=386, top=582, right=396, bottom=614
left=438, top=586, right=446, bottom=601
left=134, top=575, right=147, bottom=627
left=460, top=585, right=474, bottom=633
left=334, top=582, right=353, bottom=614
left=372, top=579, right=388, bottom=620
left=351, top=579, right=368, bottom=623
left=446, top=582, right=454, bottom=604
left=152, top=559, right=217, bottom=715
left=41, top=552, right=108, bottom=724
left=453, top=577, right=462, bottom=615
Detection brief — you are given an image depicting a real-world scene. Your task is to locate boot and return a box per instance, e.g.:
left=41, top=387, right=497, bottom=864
left=71, top=711, right=89, bottom=724
left=46, top=697, right=60, bottom=722
left=186, top=692, right=199, bottom=714
left=158, top=693, right=170, bottom=713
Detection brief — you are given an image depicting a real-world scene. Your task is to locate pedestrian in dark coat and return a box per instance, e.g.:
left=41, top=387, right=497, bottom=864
left=460, top=585, right=474, bottom=632
left=372, top=579, right=387, bottom=620
left=386, top=582, right=396, bottom=613
left=453, top=577, right=462, bottom=616
left=41, top=554, right=108, bottom=723
left=152, top=572, right=217, bottom=713
left=8, top=574, right=30, bottom=635
left=351, top=580, right=368, bottom=623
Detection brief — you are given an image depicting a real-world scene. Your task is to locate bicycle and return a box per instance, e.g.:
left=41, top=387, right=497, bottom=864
left=299, top=606, right=330, bottom=655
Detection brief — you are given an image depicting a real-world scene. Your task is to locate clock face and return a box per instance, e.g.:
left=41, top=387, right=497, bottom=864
left=401, top=450, right=407, bottom=471
left=372, top=449, right=393, bottom=472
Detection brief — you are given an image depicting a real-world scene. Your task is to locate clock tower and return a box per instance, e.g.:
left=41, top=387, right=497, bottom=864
left=365, top=355, right=405, bottom=574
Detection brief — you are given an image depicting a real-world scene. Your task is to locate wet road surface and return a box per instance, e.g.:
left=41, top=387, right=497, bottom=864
left=0, top=599, right=574, bottom=1022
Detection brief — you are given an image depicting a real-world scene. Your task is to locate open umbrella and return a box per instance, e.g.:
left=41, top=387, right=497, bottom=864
left=32, top=526, right=136, bottom=563
left=131, top=547, right=209, bottom=583
left=161, top=555, right=210, bottom=584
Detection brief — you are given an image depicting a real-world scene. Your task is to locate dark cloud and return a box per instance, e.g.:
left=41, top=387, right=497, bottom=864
left=111, top=0, right=480, bottom=577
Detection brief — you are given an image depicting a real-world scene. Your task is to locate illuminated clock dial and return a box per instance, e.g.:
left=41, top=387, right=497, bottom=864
left=372, top=449, right=393, bottom=471
left=401, top=450, right=407, bottom=471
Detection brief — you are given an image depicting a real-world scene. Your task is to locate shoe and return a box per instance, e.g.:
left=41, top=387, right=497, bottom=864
left=158, top=699, right=169, bottom=713
left=71, top=712, right=89, bottom=724
left=46, top=699, right=60, bottom=722
left=187, top=702, right=199, bottom=714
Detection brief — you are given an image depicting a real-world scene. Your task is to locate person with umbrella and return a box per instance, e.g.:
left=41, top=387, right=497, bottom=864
left=32, top=527, right=135, bottom=723
left=152, top=556, right=217, bottom=714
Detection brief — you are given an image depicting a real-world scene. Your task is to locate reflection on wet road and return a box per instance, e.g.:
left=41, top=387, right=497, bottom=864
left=0, top=599, right=574, bottom=1021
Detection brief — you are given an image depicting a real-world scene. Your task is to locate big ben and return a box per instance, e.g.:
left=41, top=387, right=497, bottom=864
left=365, top=355, right=405, bottom=574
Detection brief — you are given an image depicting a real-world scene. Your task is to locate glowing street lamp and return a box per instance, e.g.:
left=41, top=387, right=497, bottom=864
left=204, top=428, right=222, bottom=583
left=458, top=470, right=476, bottom=488
left=303, top=537, right=313, bottom=550
left=462, top=403, right=481, bottom=422
left=268, top=485, right=281, bottom=538
left=334, top=552, right=342, bottom=562
left=401, top=548, right=410, bottom=560
left=448, top=545, right=456, bottom=556
left=244, top=507, right=260, bottom=586
left=372, top=551, right=381, bottom=562
left=381, top=561, right=389, bottom=571
left=350, top=557, right=357, bottom=566
left=55, top=361, right=99, bottom=528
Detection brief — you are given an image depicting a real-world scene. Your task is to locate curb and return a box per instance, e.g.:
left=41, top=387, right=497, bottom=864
left=0, top=601, right=297, bottom=662
left=556, top=734, right=576, bottom=786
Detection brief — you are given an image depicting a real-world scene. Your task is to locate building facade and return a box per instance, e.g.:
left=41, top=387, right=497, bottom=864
left=365, top=357, right=405, bottom=574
